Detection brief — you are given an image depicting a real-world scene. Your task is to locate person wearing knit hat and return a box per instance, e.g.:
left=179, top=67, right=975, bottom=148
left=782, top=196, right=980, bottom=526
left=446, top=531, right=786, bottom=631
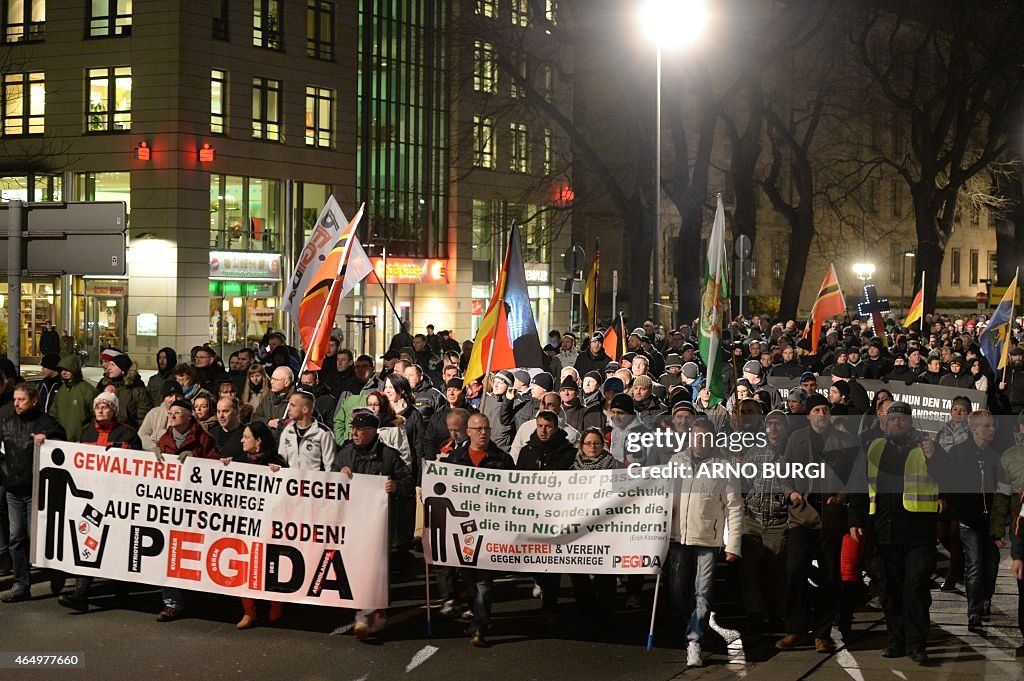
left=604, top=361, right=620, bottom=374
left=495, top=370, right=515, bottom=388
left=602, top=376, right=625, bottom=395
left=96, top=351, right=154, bottom=430
left=581, top=371, right=603, bottom=408
left=803, top=393, right=829, bottom=412
left=512, top=370, right=531, bottom=391
left=93, top=391, right=120, bottom=413
left=559, top=376, right=579, bottom=393
left=659, top=354, right=684, bottom=391
left=630, top=374, right=663, bottom=428
left=609, top=393, right=635, bottom=415
left=531, top=372, right=554, bottom=393
left=38, top=352, right=64, bottom=413
left=632, top=374, right=654, bottom=389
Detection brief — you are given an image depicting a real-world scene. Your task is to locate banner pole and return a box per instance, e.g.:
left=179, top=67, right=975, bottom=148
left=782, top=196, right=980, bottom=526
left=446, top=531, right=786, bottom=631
left=645, top=572, right=662, bottom=651
left=424, top=560, right=433, bottom=636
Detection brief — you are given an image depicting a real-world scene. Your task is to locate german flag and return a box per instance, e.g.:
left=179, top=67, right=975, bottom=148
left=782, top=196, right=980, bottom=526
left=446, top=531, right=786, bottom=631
left=903, top=272, right=924, bottom=330
left=602, top=313, right=624, bottom=361
left=806, top=264, right=846, bottom=354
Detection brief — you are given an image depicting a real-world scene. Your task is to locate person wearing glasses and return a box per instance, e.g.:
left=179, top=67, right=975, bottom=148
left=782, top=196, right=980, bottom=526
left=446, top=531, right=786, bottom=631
left=252, top=367, right=296, bottom=430
left=444, top=413, right=515, bottom=647
left=154, top=399, right=221, bottom=622
left=569, top=427, right=622, bottom=638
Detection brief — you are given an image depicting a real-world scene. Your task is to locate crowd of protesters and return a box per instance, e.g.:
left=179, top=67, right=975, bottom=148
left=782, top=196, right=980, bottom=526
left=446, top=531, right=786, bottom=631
left=1, top=314, right=1023, bottom=668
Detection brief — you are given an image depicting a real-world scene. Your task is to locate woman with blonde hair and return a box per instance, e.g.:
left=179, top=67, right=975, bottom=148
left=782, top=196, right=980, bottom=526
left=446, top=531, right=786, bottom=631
left=242, top=363, right=271, bottom=412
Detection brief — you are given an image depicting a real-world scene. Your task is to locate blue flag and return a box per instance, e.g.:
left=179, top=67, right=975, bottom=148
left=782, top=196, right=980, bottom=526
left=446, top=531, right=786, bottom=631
left=980, top=268, right=1018, bottom=371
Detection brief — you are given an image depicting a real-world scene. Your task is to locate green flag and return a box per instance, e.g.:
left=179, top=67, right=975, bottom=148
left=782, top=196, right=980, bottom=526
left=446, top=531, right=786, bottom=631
left=699, top=195, right=729, bottom=408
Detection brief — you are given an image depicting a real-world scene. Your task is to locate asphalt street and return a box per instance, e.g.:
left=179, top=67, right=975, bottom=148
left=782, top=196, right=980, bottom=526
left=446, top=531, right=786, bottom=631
left=2, top=548, right=1022, bottom=681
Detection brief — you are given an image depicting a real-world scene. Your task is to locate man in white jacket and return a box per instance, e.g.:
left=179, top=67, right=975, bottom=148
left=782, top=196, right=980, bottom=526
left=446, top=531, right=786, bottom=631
left=279, top=390, right=337, bottom=471
left=668, top=417, right=743, bottom=668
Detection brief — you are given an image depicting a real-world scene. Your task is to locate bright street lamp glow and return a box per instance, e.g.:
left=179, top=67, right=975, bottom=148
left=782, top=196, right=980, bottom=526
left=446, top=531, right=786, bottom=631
left=639, top=0, right=712, bottom=49
left=852, top=262, right=876, bottom=280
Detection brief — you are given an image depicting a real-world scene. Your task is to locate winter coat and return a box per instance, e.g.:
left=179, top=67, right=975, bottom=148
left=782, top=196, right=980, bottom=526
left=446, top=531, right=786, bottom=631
left=138, top=404, right=170, bottom=453
left=211, top=424, right=245, bottom=462
left=424, top=402, right=477, bottom=461
left=50, top=354, right=95, bottom=442
left=510, top=420, right=580, bottom=461
left=939, top=372, right=976, bottom=390
left=379, top=417, right=413, bottom=467
left=781, top=424, right=860, bottom=534
left=574, top=348, right=612, bottom=375
left=145, top=347, right=178, bottom=406
left=0, top=406, right=66, bottom=492
left=516, top=429, right=577, bottom=471
left=411, top=377, right=444, bottom=419
left=560, top=398, right=604, bottom=434
left=770, top=361, right=803, bottom=379
left=501, top=392, right=539, bottom=434
left=332, top=436, right=413, bottom=498
left=81, top=420, right=142, bottom=450
left=882, top=366, right=919, bottom=384
left=668, top=450, right=743, bottom=555
left=446, top=439, right=515, bottom=470
left=155, top=421, right=221, bottom=460
left=38, top=375, right=62, bottom=415
left=480, top=392, right=512, bottom=452
left=940, top=438, right=1001, bottom=531
left=251, top=387, right=294, bottom=425
left=549, top=349, right=579, bottom=377
left=96, top=367, right=153, bottom=430
left=992, top=444, right=1024, bottom=540
left=278, top=419, right=337, bottom=471
left=634, top=396, right=665, bottom=429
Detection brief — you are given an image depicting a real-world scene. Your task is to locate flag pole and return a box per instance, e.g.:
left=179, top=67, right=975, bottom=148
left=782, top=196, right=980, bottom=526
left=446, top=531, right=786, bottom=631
left=479, top=231, right=513, bottom=413
left=920, top=270, right=925, bottom=333
left=1003, top=267, right=1019, bottom=384
left=424, top=561, right=432, bottom=636
left=299, top=266, right=345, bottom=375
left=645, top=573, right=662, bottom=651
left=594, top=239, right=600, bottom=334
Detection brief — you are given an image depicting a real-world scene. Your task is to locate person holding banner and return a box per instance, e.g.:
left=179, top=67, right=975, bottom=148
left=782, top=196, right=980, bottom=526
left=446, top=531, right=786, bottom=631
left=0, top=384, right=66, bottom=603
left=444, top=413, right=516, bottom=647
left=232, top=421, right=287, bottom=629
left=58, top=392, right=142, bottom=613
left=278, top=391, right=337, bottom=472
left=569, top=427, right=623, bottom=639
left=335, top=409, right=412, bottom=642
left=667, top=417, right=743, bottom=668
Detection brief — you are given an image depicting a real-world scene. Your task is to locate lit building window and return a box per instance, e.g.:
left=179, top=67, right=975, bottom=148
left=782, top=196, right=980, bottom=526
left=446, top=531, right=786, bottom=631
left=252, top=76, right=281, bottom=141
left=545, top=0, right=557, bottom=26
left=1, top=174, right=61, bottom=202
left=512, top=0, right=529, bottom=27
left=211, top=69, right=227, bottom=134
left=510, top=122, right=529, bottom=174
left=474, top=40, right=497, bottom=94
left=87, top=66, right=131, bottom=132
left=307, top=0, right=334, bottom=59
left=4, top=0, right=45, bottom=42
left=88, top=0, right=131, bottom=38
left=540, top=63, right=552, bottom=102
left=253, top=0, right=282, bottom=50
left=305, top=85, right=333, bottom=147
left=2, top=71, right=44, bottom=135
left=510, top=55, right=527, bottom=98
left=543, top=128, right=552, bottom=175
left=475, top=0, right=495, bottom=18
left=472, top=199, right=494, bottom=261
left=209, top=174, right=281, bottom=252
left=473, top=115, right=495, bottom=169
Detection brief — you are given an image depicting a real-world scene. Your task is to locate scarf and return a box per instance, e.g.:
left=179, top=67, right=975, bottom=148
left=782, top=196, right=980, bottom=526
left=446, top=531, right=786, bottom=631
left=573, top=450, right=616, bottom=470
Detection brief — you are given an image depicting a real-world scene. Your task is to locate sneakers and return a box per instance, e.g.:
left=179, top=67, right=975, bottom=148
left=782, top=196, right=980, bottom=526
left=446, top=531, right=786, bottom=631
left=156, top=606, right=184, bottom=622
left=1, top=587, right=31, bottom=603
left=967, top=615, right=983, bottom=633
left=470, top=631, right=487, bottom=647
left=815, top=637, right=836, bottom=653
left=775, top=634, right=805, bottom=650
left=58, top=594, right=89, bottom=613
left=460, top=609, right=474, bottom=622
left=909, top=649, right=929, bottom=665
left=532, top=583, right=543, bottom=599
left=439, top=599, right=457, bottom=617
left=686, top=641, right=703, bottom=667
left=353, top=622, right=370, bottom=642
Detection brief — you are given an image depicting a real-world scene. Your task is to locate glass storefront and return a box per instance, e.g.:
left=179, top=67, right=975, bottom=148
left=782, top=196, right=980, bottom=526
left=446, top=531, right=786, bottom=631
left=80, top=280, right=127, bottom=366
left=0, top=281, right=58, bottom=358
left=210, top=175, right=282, bottom=251
left=209, top=281, right=281, bottom=358
left=0, top=174, right=62, bottom=201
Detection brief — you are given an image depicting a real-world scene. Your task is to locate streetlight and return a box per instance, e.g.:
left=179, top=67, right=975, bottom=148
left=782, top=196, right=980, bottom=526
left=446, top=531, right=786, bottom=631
left=900, top=251, right=915, bottom=316
left=638, top=0, right=711, bottom=325
left=852, top=262, right=875, bottom=281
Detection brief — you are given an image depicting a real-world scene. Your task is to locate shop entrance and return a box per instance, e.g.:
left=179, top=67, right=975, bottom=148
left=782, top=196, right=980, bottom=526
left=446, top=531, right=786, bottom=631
left=209, top=281, right=280, bottom=359
left=83, top=282, right=127, bottom=366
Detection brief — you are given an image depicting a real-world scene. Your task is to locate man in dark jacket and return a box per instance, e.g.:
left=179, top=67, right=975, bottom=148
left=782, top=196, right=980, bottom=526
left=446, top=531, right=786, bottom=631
left=211, top=396, right=245, bottom=461
left=334, top=409, right=413, bottom=642
left=406, top=365, right=443, bottom=420
left=146, top=347, right=178, bottom=406
left=424, top=378, right=474, bottom=462
left=0, top=383, right=66, bottom=602
left=944, top=410, right=1001, bottom=632
left=192, top=346, right=227, bottom=394
left=444, top=413, right=515, bottom=647
left=848, top=402, right=948, bottom=664
left=939, top=354, right=976, bottom=390
left=771, top=346, right=803, bottom=378
left=882, top=354, right=919, bottom=384
left=558, top=376, right=603, bottom=434
left=38, top=353, right=63, bottom=414
left=574, top=333, right=612, bottom=375
left=1002, top=346, right=1024, bottom=414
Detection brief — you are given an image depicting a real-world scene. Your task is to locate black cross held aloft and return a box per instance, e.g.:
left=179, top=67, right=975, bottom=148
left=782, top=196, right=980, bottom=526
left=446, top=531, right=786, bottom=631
left=857, top=285, right=890, bottom=317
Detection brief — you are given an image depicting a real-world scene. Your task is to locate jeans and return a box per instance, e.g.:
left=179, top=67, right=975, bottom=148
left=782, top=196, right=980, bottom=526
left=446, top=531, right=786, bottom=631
left=7, top=491, right=32, bottom=591
left=959, top=523, right=999, bottom=618
left=877, top=543, right=936, bottom=654
left=784, top=526, right=842, bottom=639
left=667, top=543, right=717, bottom=644
left=465, top=569, right=494, bottom=635
left=740, top=518, right=787, bottom=619
left=162, top=587, right=185, bottom=609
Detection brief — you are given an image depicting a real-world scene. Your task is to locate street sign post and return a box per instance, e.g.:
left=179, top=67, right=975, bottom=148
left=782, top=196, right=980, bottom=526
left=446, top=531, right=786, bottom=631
left=2, top=201, right=127, bottom=371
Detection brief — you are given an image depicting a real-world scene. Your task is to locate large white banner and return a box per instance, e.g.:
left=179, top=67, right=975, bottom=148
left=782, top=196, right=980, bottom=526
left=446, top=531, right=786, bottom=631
left=31, top=441, right=389, bottom=609
left=421, top=463, right=673, bottom=574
